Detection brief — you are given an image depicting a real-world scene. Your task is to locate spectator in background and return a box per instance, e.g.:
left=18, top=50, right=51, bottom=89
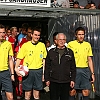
left=14, top=23, right=29, bottom=54
left=84, top=3, right=91, bottom=9
left=73, top=1, right=84, bottom=9
left=8, top=27, right=17, bottom=52
left=51, top=0, right=61, bottom=8
left=98, top=3, right=100, bottom=9
left=5, top=26, right=11, bottom=40
left=85, top=2, right=96, bottom=9
left=18, top=23, right=29, bottom=43
left=18, top=27, right=32, bottom=49
left=75, top=0, right=88, bottom=8
left=73, top=1, right=80, bottom=8
left=89, top=2, right=96, bottom=9
left=18, top=27, right=22, bottom=35
left=47, top=32, right=58, bottom=51
left=88, top=0, right=100, bottom=8
left=61, top=0, right=70, bottom=8
left=51, top=0, right=70, bottom=8
left=45, top=40, right=50, bottom=51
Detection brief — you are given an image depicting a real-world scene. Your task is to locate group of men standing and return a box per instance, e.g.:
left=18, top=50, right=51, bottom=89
left=0, top=23, right=95, bottom=100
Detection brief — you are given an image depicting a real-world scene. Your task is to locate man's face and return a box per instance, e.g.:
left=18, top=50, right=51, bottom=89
left=0, top=28, right=6, bottom=41
left=56, top=34, right=66, bottom=48
left=6, top=30, right=11, bottom=36
left=12, top=28, right=17, bottom=37
left=22, top=28, right=27, bottom=35
left=31, top=30, right=40, bottom=43
left=27, top=29, right=32, bottom=38
left=74, top=4, right=79, bottom=8
left=90, top=4, right=96, bottom=9
left=75, top=30, right=85, bottom=42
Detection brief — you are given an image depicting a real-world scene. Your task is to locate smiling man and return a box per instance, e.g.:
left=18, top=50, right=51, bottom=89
left=15, top=26, right=47, bottom=100
left=45, top=33, right=76, bottom=100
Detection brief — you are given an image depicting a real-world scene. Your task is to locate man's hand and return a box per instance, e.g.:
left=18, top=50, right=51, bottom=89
left=11, top=75, right=15, bottom=81
left=15, top=67, right=22, bottom=76
left=70, top=81, right=75, bottom=88
left=46, top=81, right=50, bottom=87
left=91, top=74, right=95, bottom=83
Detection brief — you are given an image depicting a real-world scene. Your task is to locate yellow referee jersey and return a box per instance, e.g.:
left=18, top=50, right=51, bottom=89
left=0, top=40, right=13, bottom=71
left=67, top=40, right=93, bottom=68
left=17, top=41, right=47, bottom=69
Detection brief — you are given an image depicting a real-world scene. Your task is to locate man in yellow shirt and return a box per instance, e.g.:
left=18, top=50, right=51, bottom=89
left=15, top=27, right=47, bottom=100
left=68, top=27, right=95, bottom=100
left=0, top=24, right=14, bottom=100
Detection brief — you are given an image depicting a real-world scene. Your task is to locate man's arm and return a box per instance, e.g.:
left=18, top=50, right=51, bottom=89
left=15, top=59, right=22, bottom=76
left=70, top=50, right=76, bottom=88
left=42, top=58, right=45, bottom=81
left=44, top=52, right=51, bottom=87
left=43, top=58, right=45, bottom=73
left=9, top=56, right=15, bottom=81
left=88, top=56, right=95, bottom=83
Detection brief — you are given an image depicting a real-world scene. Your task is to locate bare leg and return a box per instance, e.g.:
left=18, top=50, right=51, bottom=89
left=82, top=90, right=90, bottom=100
left=6, top=92, right=13, bottom=100
left=33, top=90, right=40, bottom=99
left=69, top=89, right=76, bottom=100
left=25, top=90, right=31, bottom=100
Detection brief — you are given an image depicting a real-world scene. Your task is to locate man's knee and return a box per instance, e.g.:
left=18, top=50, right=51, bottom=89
left=82, top=90, right=90, bottom=96
left=34, top=93, right=39, bottom=99
left=25, top=91, right=31, bottom=100
left=6, top=92, right=13, bottom=100
left=69, top=89, right=76, bottom=96
left=33, top=90, right=40, bottom=99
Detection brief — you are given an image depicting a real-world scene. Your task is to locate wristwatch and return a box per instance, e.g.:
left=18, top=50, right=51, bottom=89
left=91, top=72, right=95, bottom=75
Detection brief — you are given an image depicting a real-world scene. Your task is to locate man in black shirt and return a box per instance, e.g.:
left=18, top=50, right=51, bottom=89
left=45, top=33, right=76, bottom=100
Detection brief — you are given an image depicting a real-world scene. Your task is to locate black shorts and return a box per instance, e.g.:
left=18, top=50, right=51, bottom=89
left=22, top=68, right=43, bottom=91
left=0, top=70, right=13, bottom=92
left=74, top=67, right=91, bottom=90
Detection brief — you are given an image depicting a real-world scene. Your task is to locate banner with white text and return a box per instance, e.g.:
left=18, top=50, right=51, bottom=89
left=0, top=0, right=50, bottom=7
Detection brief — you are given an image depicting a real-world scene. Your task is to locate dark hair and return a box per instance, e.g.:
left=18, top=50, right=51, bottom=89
left=90, top=1, right=95, bottom=5
left=0, top=24, right=5, bottom=29
left=75, top=27, right=85, bottom=35
left=27, top=27, right=33, bottom=31
left=85, top=4, right=91, bottom=9
left=22, top=23, right=29, bottom=31
left=31, top=26, right=41, bottom=34
left=45, top=40, right=50, bottom=44
left=98, top=4, right=100, bottom=9
left=73, top=1, right=79, bottom=5
left=53, top=32, right=59, bottom=40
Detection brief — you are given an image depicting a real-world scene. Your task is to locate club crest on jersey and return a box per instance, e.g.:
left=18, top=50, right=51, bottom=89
left=40, top=54, right=43, bottom=58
